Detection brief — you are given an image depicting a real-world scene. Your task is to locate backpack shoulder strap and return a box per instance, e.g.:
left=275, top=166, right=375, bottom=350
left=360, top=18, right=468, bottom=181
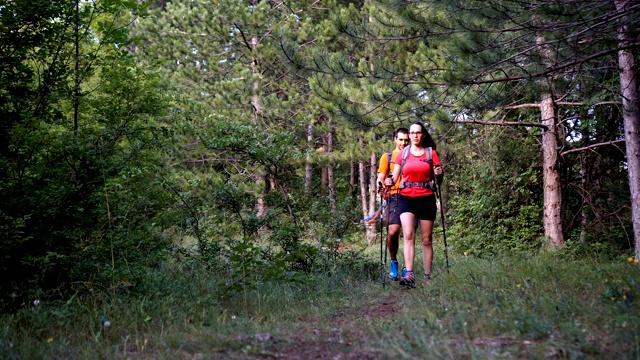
left=387, top=151, right=392, bottom=175
left=402, top=147, right=431, bottom=167
left=426, top=146, right=433, bottom=182
left=397, top=147, right=411, bottom=188
left=402, top=146, right=410, bottom=165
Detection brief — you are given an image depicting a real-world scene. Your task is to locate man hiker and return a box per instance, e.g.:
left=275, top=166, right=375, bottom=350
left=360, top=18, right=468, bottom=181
left=377, top=127, right=409, bottom=280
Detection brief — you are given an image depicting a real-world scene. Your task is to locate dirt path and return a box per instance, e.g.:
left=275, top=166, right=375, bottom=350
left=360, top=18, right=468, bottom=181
left=216, top=292, right=404, bottom=359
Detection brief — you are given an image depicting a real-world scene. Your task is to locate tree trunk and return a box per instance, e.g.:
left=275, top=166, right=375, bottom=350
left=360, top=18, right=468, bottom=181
left=615, top=0, right=640, bottom=260
left=359, top=145, right=377, bottom=243
left=256, top=176, right=267, bottom=218
left=321, top=167, right=328, bottom=192
left=305, top=121, right=313, bottom=193
left=359, top=160, right=368, bottom=220
left=579, top=155, right=589, bottom=244
left=73, top=0, right=80, bottom=132
left=541, top=92, right=564, bottom=248
left=350, top=161, right=358, bottom=203
left=250, top=35, right=267, bottom=218
left=536, top=33, right=564, bottom=248
left=369, top=152, right=377, bottom=219
left=327, top=128, right=337, bottom=214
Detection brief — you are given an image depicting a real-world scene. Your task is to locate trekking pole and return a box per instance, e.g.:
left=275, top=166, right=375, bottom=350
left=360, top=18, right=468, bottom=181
left=384, top=174, right=393, bottom=280
left=383, top=178, right=392, bottom=286
left=378, top=182, right=386, bottom=287
left=434, top=178, right=449, bottom=273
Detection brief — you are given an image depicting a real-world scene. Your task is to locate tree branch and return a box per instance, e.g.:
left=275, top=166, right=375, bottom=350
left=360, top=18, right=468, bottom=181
left=233, top=22, right=253, bottom=51
left=468, top=43, right=640, bottom=85
left=501, top=103, right=541, bottom=110
left=561, top=139, right=626, bottom=156
left=501, top=101, right=622, bottom=110
left=452, top=117, right=548, bottom=130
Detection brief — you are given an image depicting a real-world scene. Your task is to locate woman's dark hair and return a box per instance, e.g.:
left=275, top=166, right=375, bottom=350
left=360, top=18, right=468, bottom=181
left=409, top=122, right=436, bottom=149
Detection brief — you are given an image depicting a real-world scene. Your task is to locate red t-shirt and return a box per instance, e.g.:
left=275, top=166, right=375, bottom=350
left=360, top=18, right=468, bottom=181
left=394, top=147, right=441, bottom=197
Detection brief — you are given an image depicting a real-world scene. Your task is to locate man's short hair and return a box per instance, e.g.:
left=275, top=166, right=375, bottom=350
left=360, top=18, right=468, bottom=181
left=394, top=127, right=409, bottom=138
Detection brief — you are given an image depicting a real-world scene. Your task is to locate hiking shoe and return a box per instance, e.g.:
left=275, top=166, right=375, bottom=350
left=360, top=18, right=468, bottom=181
left=399, top=271, right=416, bottom=288
left=401, top=267, right=407, bottom=278
left=389, top=260, right=400, bottom=280
left=423, top=274, right=432, bottom=287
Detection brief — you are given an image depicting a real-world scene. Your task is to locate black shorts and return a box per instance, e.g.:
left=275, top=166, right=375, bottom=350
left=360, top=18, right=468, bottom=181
left=398, top=194, right=437, bottom=221
left=384, top=195, right=401, bottom=225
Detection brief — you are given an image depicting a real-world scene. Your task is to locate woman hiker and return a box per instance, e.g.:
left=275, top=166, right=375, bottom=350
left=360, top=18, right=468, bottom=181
left=389, top=122, right=443, bottom=288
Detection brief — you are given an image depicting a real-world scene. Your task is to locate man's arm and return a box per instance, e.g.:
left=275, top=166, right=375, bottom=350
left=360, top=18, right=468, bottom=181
left=376, top=153, right=388, bottom=190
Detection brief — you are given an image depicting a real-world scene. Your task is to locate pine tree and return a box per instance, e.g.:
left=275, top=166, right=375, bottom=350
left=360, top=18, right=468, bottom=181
left=423, top=0, right=638, bottom=252
left=134, top=1, right=359, bottom=245
left=280, top=0, right=426, bottom=243
left=284, top=0, right=639, bottom=254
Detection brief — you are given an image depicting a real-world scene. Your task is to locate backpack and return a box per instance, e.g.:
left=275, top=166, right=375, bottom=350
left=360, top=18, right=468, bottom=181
left=398, top=146, right=435, bottom=190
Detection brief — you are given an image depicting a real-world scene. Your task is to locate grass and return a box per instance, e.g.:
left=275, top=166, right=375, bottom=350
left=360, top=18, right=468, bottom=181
left=1, top=246, right=639, bottom=359
left=378, top=254, right=639, bottom=358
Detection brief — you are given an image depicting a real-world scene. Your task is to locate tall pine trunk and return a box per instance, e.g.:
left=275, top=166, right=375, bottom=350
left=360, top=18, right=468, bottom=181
left=359, top=142, right=377, bottom=243
left=350, top=162, right=358, bottom=204
left=327, top=126, right=336, bottom=214
left=537, top=34, right=564, bottom=248
left=249, top=35, right=268, bottom=218
left=73, top=0, right=80, bottom=132
left=615, top=0, right=640, bottom=260
left=541, top=92, right=564, bottom=248
left=369, top=152, right=377, bottom=222
left=305, top=121, right=314, bottom=193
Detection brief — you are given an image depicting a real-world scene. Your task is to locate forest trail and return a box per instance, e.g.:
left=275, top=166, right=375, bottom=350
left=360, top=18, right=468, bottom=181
left=216, top=292, right=404, bottom=359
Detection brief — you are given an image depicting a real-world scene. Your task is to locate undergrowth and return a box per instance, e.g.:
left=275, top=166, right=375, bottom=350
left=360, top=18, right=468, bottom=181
left=1, top=246, right=638, bottom=359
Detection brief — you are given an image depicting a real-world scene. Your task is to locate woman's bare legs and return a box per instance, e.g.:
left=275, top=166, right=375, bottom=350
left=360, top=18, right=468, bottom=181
left=419, top=219, right=434, bottom=276
left=400, top=212, right=416, bottom=272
